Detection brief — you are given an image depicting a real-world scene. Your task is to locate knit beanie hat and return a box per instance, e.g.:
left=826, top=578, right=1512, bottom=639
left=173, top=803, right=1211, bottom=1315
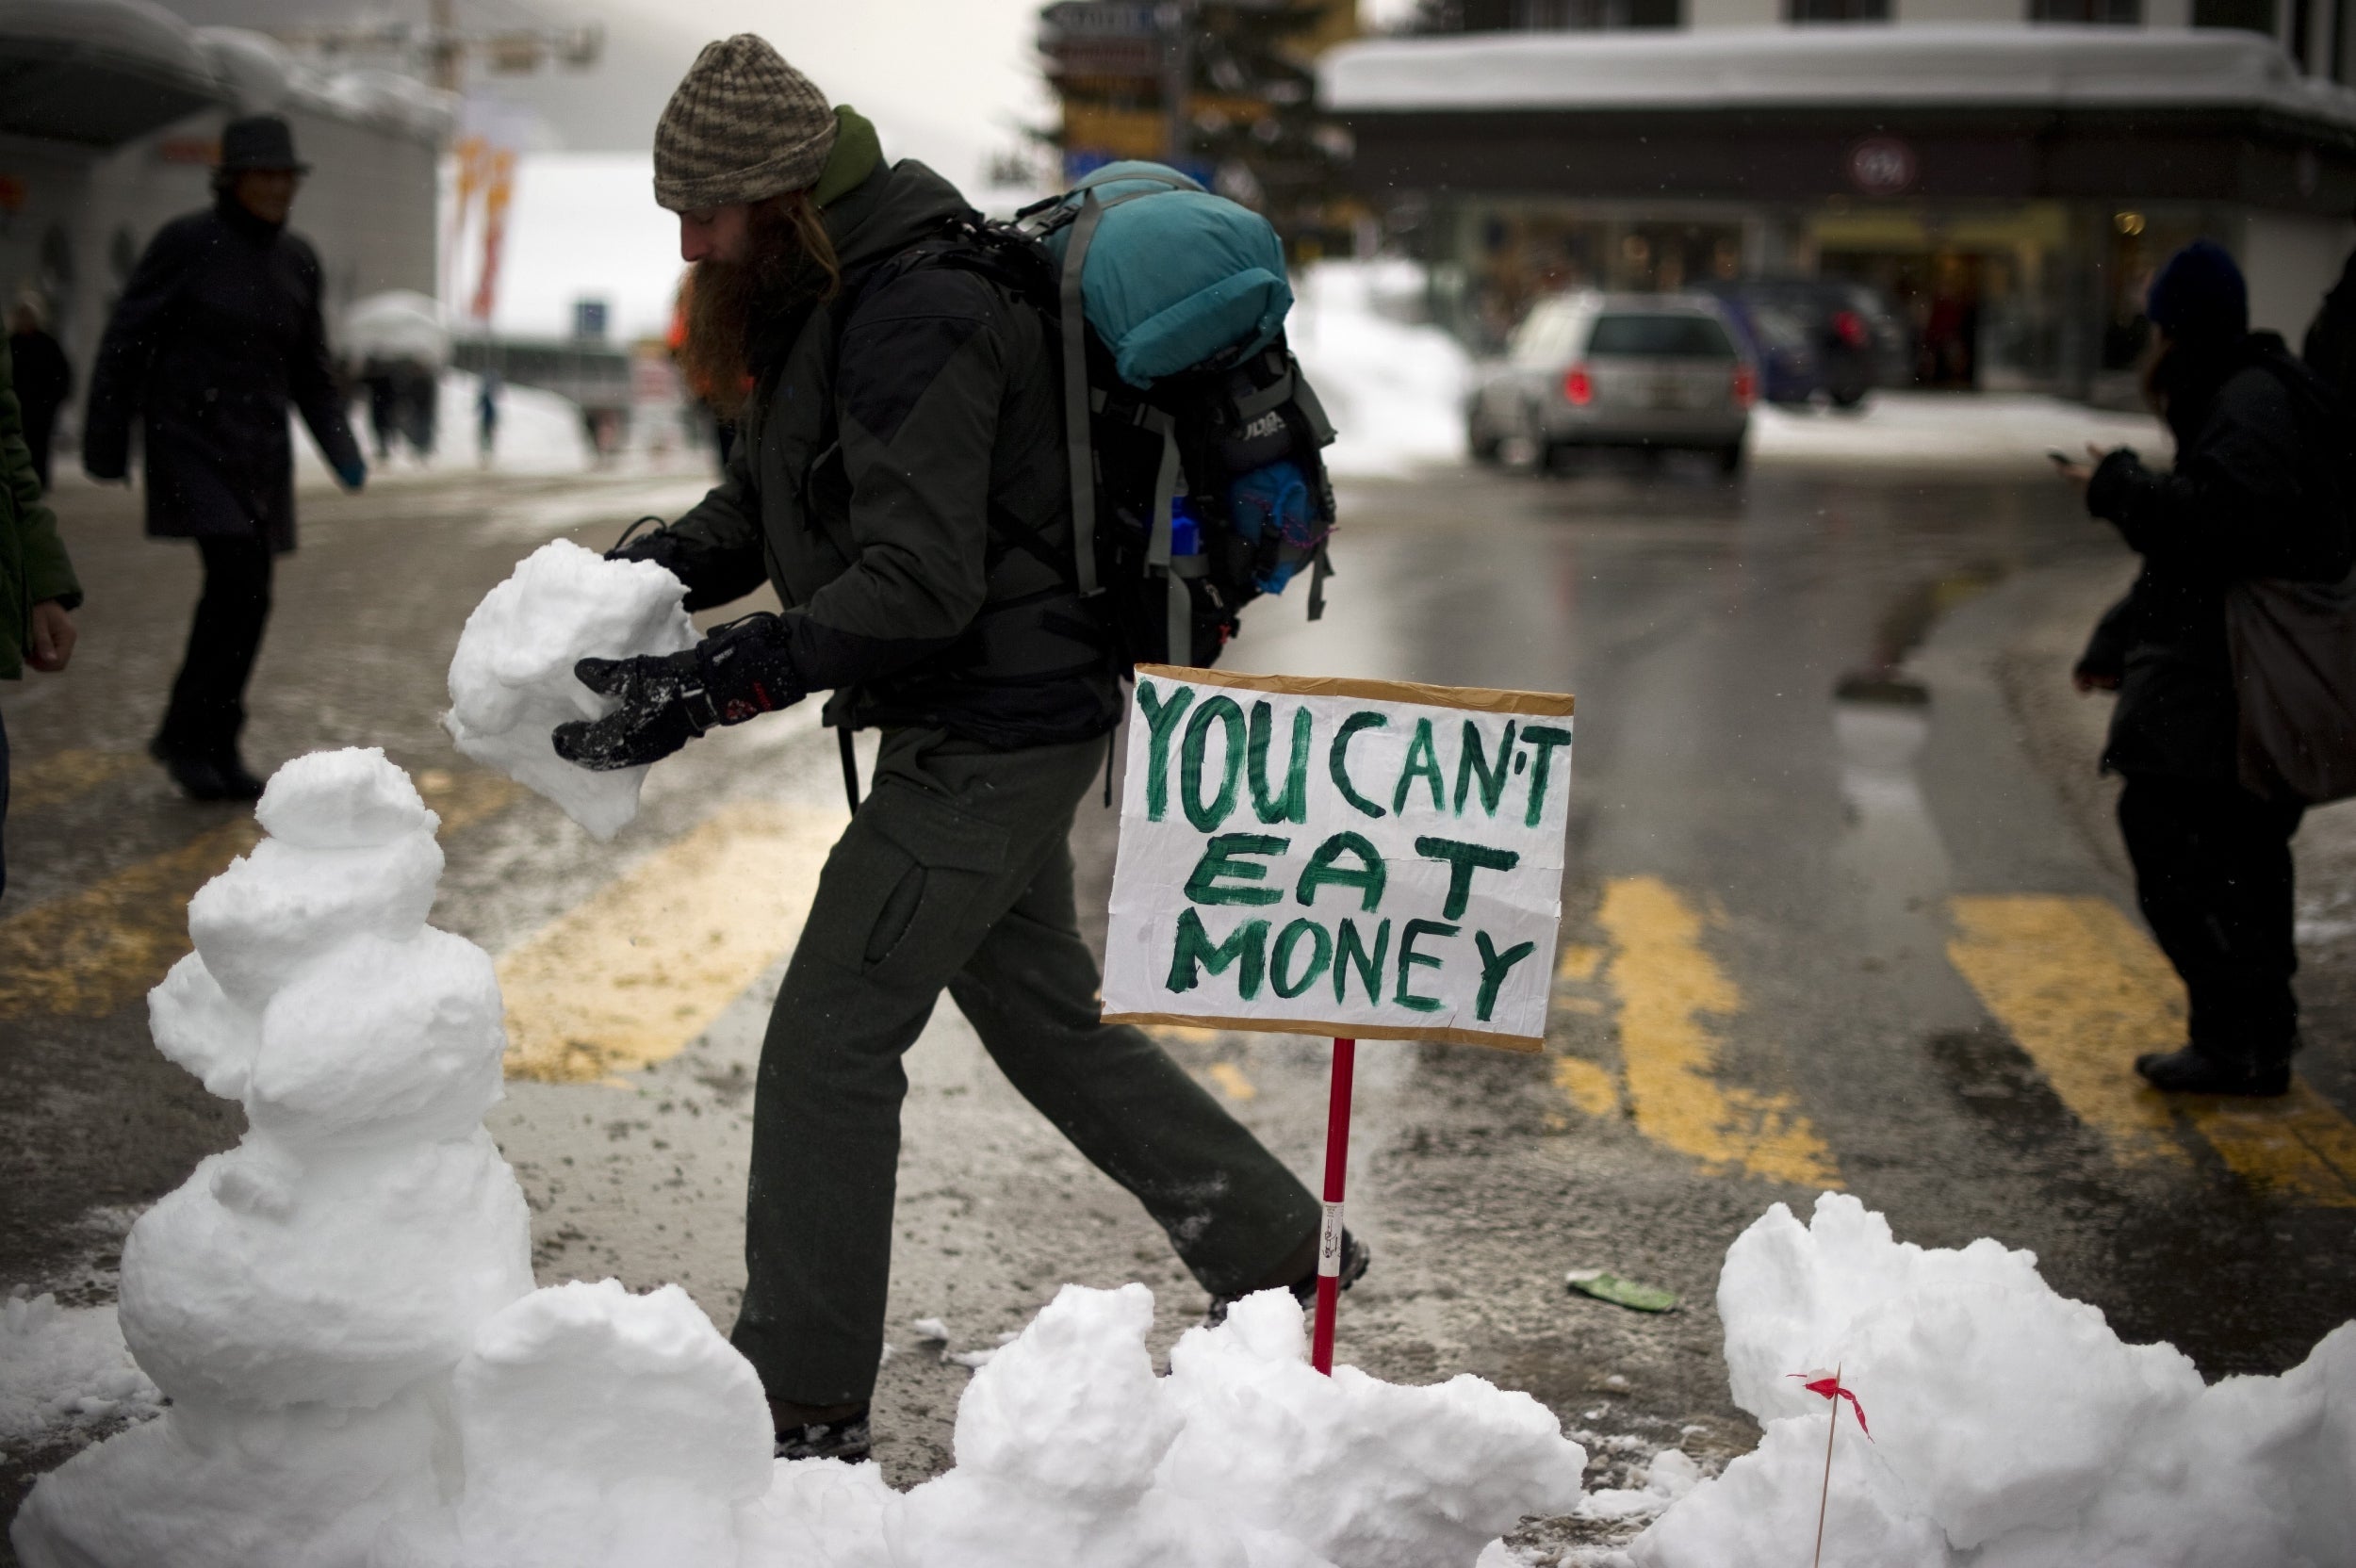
left=2146, top=239, right=2249, bottom=345
left=654, top=35, right=837, bottom=211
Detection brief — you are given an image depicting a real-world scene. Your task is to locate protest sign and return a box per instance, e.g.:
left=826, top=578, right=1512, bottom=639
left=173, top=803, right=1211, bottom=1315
left=1102, top=666, right=1576, bottom=1051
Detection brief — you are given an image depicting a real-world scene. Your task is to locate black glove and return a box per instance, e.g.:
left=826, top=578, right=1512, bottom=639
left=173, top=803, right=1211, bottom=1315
left=552, top=614, right=804, bottom=771
left=606, top=515, right=687, bottom=574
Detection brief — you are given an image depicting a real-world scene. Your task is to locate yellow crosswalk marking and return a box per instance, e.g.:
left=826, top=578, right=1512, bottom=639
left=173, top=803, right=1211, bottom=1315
left=2183, top=1093, right=2356, bottom=1207
left=1595, top=875, right=1842, bottom=1188
left=8, top=749, right=143, bottom=812
left=1555, top=943, right=1603, bottom=984
left=1946, top=895, right=2187, bottom=1169
left=496, top=800, right=845, bottom=1083
left=1948, top=894, right=2356, bottom=1206
left=0, top=770, right=519, bottom=1021
left=1553, top=1055, right=1619, bottom=1119
left=1205, top=1061, right=1257, bottom=1101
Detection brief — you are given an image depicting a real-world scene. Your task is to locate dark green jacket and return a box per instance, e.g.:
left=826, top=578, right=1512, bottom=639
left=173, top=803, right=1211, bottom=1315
left=650, top=158, right=1119, bottom=750
left=2, top=341, right=80, bottom=681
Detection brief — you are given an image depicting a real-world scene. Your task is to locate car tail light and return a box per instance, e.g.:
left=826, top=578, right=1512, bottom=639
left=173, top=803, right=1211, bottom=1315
left=1563, top=366, right=1593, bottom=405
left=1732, top=366, right=1757, bottom=407
left=1832, top=309, right=1868, bottom=349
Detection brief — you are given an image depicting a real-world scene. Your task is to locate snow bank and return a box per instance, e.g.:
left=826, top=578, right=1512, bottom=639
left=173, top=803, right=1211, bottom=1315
left=0, top=1293, right=161, bottom=1444
left=1289, top=259, right=1471, bottom=479
left=1628, top=1193, right=2356, bottom=1568
left=444, top=539, right=695, bottom=840
left=291, top=369, right=595, bottom=485
left=1750, top=393, right=2168, bottom=470
left=13, top=748, right=1592, bottom=1568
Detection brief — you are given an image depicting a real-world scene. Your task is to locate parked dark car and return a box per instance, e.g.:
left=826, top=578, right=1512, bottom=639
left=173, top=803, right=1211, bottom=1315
left=1708, top=293, right=1821, bottom=406
left=1698, top=278, right=1910, bottom=406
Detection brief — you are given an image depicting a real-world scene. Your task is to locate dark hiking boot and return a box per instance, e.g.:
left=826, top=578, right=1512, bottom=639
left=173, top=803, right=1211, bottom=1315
left=1206, top=1229, right=1370, bottom=1327
left=2134, top=1048, right=2291, bottom=1097
left=209, top=750, right=268, bottom=801
left=772, top=1404, right=871, bottom=1463
left=149, top=738, right=257, bottom=803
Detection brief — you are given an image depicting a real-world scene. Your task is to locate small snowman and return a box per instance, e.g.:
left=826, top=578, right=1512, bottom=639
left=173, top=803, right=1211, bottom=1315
left=15, top=750, right=778, bottom=1568
left=15, top=750, right=533, bottom=1566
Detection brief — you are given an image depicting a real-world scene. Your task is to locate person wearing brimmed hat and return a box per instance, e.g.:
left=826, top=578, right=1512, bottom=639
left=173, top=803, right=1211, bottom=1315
left=85, top=113, right=367, bottom=802
left=2060, top=240, right=2353, bottom=1096
left=550, top=35, right=1338, bottom=1463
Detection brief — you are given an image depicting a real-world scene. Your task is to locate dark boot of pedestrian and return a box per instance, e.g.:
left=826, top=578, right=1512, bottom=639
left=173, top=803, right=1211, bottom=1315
left=148, top=736, right=258, bottom=803
left=1206, top=1228, right=1371, bottom=1326
left=2134, top=1045, right=2292, bottom=1097
left=208, top=747, right=268, bottom=802
left=769, top=1398, right=870, bottom=1463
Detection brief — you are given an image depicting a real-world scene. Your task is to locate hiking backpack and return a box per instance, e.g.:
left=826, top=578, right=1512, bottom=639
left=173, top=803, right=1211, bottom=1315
left=878, top=161, right=1339, bottom=670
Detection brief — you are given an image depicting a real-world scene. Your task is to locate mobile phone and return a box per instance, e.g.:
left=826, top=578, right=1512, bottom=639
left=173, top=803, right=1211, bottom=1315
left=2047, top=449, right=2073, bottom=466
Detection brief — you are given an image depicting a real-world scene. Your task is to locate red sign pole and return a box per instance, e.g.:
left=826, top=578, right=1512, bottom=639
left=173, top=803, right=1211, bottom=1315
left=1310, top=1037, right=1356, bottom=1375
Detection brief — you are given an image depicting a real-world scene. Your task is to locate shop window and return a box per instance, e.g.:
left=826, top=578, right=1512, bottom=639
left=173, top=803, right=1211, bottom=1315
left=2029, top=0, right=2139, bottom=21
left=1788, top=0, right=1890, bottom=21
left=2191, top=0, right=2275, bottom=32
left=1510, top=0, right=1680, bottom=27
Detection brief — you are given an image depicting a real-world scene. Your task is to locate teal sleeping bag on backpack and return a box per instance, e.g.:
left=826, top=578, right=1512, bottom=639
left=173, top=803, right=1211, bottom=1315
left=1045, top=162, right=1293, bottom=389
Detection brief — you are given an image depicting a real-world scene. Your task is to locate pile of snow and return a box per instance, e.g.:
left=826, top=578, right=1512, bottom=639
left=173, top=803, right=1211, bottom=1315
left=1290, top=259, right=1472, bottom=479
left=1628, top=1194, right=2356, bottom=1568
left=292, top=369, right=596, bottom=485
left=0, top=1292, right=161, bottom=1444
left=444, top=540, right=695, bottom=840
left=1750, top=392, right=2168, bottom=470
left=13, top=748, right=1589, bottom=1568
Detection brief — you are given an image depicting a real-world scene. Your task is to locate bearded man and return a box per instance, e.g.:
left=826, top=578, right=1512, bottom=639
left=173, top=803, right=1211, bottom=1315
left=554, top=35, right=1354, bottom=1463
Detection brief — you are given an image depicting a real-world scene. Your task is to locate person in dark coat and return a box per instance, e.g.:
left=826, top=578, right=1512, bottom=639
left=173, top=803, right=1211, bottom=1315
left=8, top=296, right=72, bottom=492
left=2062, top=241, right=2353, bottom=1096
left=82, top=114, right=366, bottom=801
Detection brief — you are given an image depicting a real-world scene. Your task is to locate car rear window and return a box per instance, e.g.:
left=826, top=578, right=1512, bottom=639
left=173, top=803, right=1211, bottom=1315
left=1585, top=314, right=1735, bottom=359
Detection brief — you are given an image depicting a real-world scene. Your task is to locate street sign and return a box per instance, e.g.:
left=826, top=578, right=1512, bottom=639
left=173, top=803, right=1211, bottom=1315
left=1102, top=666, right=1576, bottom=1052
left=1040, top=1, right=1167, bottom=39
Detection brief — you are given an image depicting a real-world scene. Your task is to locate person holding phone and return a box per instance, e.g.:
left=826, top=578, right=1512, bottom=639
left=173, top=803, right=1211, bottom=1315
left=2055, top=242, right=2350, bottom=1096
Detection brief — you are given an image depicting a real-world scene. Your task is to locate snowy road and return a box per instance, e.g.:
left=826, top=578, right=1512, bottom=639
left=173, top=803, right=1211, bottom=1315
left=7, top=451, right=2356, bottom=1545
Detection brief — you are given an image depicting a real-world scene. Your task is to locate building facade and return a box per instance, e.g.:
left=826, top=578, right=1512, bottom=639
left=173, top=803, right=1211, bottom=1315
left=1327, top=2, right=2356, bottom=395
left=0, top=0, right=449, bottom=433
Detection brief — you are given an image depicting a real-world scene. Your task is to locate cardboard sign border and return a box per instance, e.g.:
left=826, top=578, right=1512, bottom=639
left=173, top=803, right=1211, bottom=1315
left=1104, top=1008, right=1544, bottom=1054
left=1132, top=664, right=1576, bottom=719
left=1109, top=665, right=1577, bottom=1055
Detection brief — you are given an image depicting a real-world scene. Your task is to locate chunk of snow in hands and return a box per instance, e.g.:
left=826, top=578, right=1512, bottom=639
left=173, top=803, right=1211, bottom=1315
left=444, top=539, right=695, bottom=841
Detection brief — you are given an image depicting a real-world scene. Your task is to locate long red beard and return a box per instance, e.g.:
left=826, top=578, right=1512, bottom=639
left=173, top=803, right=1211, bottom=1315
left=676, top=200, right=835, bottom=418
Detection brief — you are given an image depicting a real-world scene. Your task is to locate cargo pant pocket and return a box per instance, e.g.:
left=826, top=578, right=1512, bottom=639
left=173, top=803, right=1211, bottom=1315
left=808, top=781, right=1011, bottom=985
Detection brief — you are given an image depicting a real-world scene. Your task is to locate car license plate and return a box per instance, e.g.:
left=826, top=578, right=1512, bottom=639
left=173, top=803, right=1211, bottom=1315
left=1646, top=379, right=1682, bottom=410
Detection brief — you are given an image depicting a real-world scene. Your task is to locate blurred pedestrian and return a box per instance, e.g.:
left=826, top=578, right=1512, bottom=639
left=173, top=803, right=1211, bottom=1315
left=1, top=338, right=81, bottom=901
left=82, top=114, right=365, bottom=802
left=362, top=359, right=400, bottom=460
left=2301, top=238, right=2356, bottom=398
left=476, top=370, right=500, bottom=464
left=8, top=294, right=71, bottom=491
left=2061, top=240, right=2353, bottom=1097
left=553, top=34, right=1337, bottom=1464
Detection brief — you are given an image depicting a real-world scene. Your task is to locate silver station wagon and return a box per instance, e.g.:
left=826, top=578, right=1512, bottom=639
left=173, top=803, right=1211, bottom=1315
left=1467, top=292, right=1757, bottom=474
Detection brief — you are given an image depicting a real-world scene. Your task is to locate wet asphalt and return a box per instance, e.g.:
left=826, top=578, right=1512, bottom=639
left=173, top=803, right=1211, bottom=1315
left=5, top=446, right=2354, bottom=1541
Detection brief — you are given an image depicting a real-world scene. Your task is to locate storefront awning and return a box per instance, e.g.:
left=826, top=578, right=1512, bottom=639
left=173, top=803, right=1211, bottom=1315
left=1323, top=24, right=2356, bottom=134
left=0, top=0, right=221, bottom=147
left=1319, top=24, right=2356, bottom=212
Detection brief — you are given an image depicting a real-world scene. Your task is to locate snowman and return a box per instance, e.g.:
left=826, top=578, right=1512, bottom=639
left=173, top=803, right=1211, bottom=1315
left=13, top=749, right=770, bottom=1568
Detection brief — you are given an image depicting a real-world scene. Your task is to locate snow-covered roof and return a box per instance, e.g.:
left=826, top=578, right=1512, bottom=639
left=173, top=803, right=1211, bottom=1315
left=1321, top=24, right=2356, bottom=134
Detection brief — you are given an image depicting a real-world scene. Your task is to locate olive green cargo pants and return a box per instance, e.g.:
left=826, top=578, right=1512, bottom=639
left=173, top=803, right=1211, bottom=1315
left=729, top=727, right=1320, bottom=1407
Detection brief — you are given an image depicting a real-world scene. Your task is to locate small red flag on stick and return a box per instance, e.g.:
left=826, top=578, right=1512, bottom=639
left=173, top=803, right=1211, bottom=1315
left=1790, top=1366, right=1870, bottom=1568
